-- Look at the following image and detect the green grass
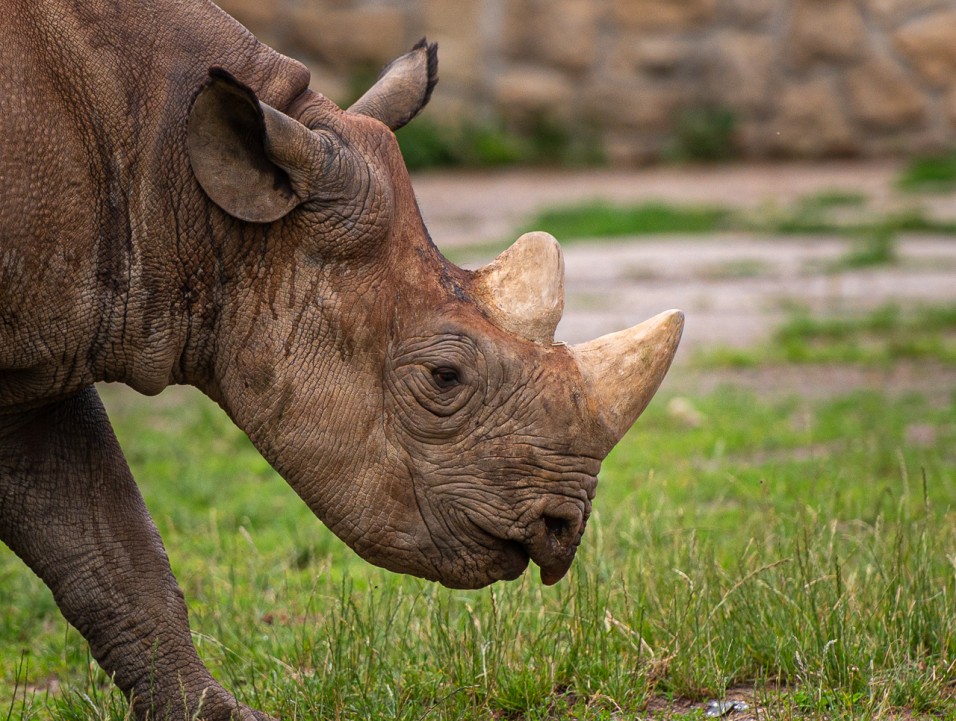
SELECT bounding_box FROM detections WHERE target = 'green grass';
[666,107,738,163]
[395,118,604,171]
[3,378,956,719]
[525,203,733,240]
[752,191,868,236]
[832,227,898,270]
[441,192,956,268]
[697,303,956,368]
[514,193,956,250]
[898,151,956,193]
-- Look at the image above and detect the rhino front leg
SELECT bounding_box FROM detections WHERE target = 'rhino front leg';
[0,386,273,721]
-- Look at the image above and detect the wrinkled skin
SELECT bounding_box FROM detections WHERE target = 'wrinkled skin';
[0,1,682,719]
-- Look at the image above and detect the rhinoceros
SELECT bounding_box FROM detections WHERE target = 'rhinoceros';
[0,1,683,719]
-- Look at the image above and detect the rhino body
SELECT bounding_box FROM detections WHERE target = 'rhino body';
[0,1,682,719]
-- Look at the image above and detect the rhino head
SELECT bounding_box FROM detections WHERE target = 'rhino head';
[186,41,683,590]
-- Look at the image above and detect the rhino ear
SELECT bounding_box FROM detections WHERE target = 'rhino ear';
[347,39,438,131]
[188,69,313,223]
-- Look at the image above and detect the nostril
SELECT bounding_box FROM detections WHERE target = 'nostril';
[544,514,569,537]
[543,513,581,545]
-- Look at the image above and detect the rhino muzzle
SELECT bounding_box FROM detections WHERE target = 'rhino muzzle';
[457,231,684,587]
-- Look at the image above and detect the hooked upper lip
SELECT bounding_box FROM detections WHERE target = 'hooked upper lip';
[460,494,590,587]
[528,517,583,586]
[496,535,576,586]
[490,508,586,586]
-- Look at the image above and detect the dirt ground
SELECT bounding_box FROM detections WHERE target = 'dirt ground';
[412,161,956,397]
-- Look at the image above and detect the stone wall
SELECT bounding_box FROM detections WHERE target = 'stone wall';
[217,0,956,163]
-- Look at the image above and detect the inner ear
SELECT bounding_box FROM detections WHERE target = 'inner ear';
[188,69,300,223]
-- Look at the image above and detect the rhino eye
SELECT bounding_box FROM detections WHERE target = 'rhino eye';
[387,335,482,424]
[431,367,460,389]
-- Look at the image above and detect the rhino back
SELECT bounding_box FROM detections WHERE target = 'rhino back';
[0,0,310,410]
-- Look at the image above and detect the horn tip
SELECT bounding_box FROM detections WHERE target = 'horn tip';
[571,308,685,446]
[513,230,561,258]
[660,308,685,335]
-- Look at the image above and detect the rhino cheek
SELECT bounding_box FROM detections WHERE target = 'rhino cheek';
[350,458,534,588]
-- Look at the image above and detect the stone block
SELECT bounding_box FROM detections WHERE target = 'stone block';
[845,56,927,129]
[603,130,661,165]
[287,6,409,68]
[709,32,776,113]
[766,78,856,156]
[734,118,766,157]
[425,91,482,125]
[610,36,697,77]
[429,37,485,90]
[502,0,533,59]
[723,0,777,29]
[864,0,947,27]
[423,0,482,36]
[582,81,684,133]
[613,0,717,31]
[494,66,575,125]
[788,0,867,67]
[948,87,956,127]
[894,11,956,87]
[502,0,601,72]
[421,0,484,89]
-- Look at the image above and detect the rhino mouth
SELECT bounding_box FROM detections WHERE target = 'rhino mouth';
[498,539,531,581]
[471,513,584,587]
[502,532,578,586]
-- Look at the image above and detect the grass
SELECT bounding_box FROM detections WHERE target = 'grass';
[395,118,604,171]
[515,192,956,249]
[697,303,956,368]
[666,107,738,163]
[898,151,956,193]
[3,376,956,719]
[524,203,733,240]
[832,227,897,271]
[443,190,956,267]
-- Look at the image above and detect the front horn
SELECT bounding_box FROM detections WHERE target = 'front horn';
[570,310,684,443]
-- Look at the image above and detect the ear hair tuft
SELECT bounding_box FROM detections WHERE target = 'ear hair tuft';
[347,40,440,131]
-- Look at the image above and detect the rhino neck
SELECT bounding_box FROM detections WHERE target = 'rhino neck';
[0,0,312,406]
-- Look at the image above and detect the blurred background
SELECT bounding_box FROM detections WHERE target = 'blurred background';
[218,0,956,165]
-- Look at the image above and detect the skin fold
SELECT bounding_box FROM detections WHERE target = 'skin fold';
[0,1,682,719]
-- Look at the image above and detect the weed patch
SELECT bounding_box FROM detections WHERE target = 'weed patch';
[396,118,603,171]
[526,203,732,240]
[518,193,956,248]
[696,304,956,368]
[667,107,738,163]
[830,226,897,271]
[898,151,956,193]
